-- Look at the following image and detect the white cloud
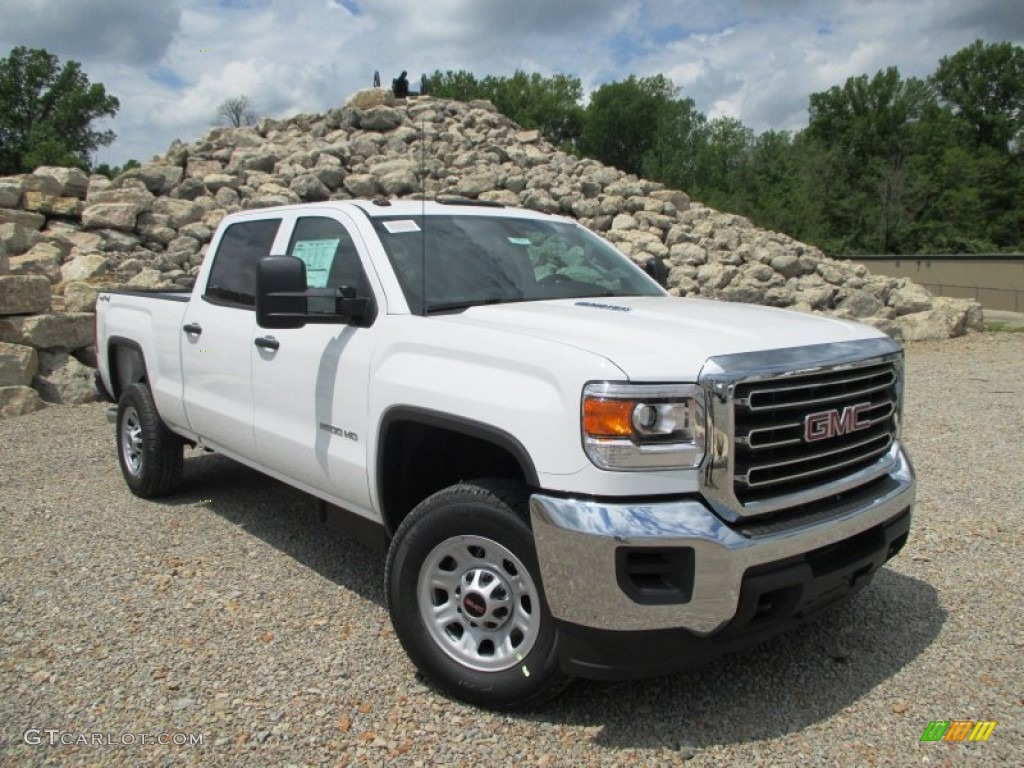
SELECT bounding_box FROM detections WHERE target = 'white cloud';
[0,0,181,65]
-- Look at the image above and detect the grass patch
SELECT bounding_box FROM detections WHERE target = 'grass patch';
[983,321,1024,333]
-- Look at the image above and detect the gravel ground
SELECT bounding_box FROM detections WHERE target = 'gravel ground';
[1,333,1021,767]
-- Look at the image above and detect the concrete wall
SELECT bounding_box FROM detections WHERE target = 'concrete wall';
[848,255,1024,312]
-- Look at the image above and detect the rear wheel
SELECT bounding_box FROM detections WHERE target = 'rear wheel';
[385,479,570,709]
[117,383,183,497]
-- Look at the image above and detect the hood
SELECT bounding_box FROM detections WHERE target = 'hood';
[436,296,888,381]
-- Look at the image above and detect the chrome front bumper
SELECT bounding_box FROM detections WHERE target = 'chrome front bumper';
[529,445,915,633]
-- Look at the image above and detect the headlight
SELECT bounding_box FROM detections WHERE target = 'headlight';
[581,383,706,470]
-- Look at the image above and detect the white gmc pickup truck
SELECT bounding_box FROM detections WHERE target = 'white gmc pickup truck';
[95,199,915,709]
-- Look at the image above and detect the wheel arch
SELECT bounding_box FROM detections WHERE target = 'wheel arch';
[376,406,539,537]
[106,336,149,401]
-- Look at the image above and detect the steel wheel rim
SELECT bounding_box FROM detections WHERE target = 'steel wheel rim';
[121,406,144,476]
[417,534,540,672]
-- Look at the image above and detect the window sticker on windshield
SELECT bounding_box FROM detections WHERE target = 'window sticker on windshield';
[383,219,421,234]
[291,238,339,288]
[507,237,532,246]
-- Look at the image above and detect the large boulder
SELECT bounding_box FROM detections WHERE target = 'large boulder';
[0,178,24,208]
[0,208,46,230]
[60,253,108,283]
[33,350,99,404]
[888,281,934,316]
[0,313,95,350]
[123,164,185,194]
[378,169,418,196]
[203,173,240,191]
[8,243,63,283]
[126,269,177,290]
[343,174,380,197]
[185,158,224,179]
[0,385,47,418]
[897,298,981,341]
[360,106,404,131]
[31,166,90,198]
[0,223,44,256]
[289,174,330,202]
[81,203,142,232]
[0,275,51,315]
[87,186,155,209]
[63,282,100,313]
[21,191,83,217]
[346,88,389,110]
[151,198,205,228]
[21,172,63,197]
[0,341,38,386]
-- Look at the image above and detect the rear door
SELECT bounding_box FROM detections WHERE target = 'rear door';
[181,216,284,460]
[252,210,379,514]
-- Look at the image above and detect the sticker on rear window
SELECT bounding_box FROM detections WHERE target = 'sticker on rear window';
[507,237,532,245]
[383,219,421,234]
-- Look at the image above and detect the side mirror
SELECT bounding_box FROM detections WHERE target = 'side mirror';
[256,255,377,329]
[257,255,307,329]
[643,256,669,289]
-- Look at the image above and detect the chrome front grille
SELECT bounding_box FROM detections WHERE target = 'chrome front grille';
[699,337,905,520]
[733,361,897,503]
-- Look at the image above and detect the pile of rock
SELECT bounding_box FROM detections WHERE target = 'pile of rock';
[0,168,104,417]
[0,89,982,417]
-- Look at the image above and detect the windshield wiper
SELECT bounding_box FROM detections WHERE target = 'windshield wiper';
[425,297,514,315]
[425,296,536,314]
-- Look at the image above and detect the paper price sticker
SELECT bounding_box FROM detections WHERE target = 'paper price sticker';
[383,219,422,234]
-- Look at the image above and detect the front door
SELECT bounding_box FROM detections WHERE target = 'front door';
[251,212,378,515]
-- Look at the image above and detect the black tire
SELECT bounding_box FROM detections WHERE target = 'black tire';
[116,383,183,498]
[385,479,571,710]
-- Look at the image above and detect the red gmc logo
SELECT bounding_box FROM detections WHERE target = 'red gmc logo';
[804,402,872,442]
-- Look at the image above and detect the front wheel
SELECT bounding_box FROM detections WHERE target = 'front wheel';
[385,480,570,709]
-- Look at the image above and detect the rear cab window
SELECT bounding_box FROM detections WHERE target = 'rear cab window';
[205,218,282,308]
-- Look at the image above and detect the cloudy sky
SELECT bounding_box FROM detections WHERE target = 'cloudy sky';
[2,0,1021,167]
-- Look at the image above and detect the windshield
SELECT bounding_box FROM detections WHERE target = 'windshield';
[370,214,663,314]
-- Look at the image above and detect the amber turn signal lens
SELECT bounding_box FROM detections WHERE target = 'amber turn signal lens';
[583,398,635,437]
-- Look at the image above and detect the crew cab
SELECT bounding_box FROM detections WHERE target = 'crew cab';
[95,199,915,709]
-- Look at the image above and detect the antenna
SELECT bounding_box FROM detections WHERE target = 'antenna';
[419,108,426,315]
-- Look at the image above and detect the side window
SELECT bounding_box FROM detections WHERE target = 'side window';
[287,216,370,295]
[205,219,281,307]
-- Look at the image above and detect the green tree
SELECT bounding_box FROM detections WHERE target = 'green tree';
[0,46,120,174]
[427,69,584,148]
[579,75,679,176]
[481,71,584,149]
[426,70,485,103]
[932,40,1024,152]
[689,117,755,212]
[640,93,705,190]
[94,158,141,180]
[741,130,806,236]
[804,67,936,253]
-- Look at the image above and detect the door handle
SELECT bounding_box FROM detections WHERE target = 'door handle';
[254,336,280,351]
[182,323,202,335]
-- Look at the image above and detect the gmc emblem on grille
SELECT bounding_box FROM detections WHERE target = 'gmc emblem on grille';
[804,402,872,442]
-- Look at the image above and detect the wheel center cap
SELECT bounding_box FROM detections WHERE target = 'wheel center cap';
[462,592,487,618]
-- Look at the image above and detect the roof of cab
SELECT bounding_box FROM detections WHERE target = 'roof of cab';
[219,198,562,223]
